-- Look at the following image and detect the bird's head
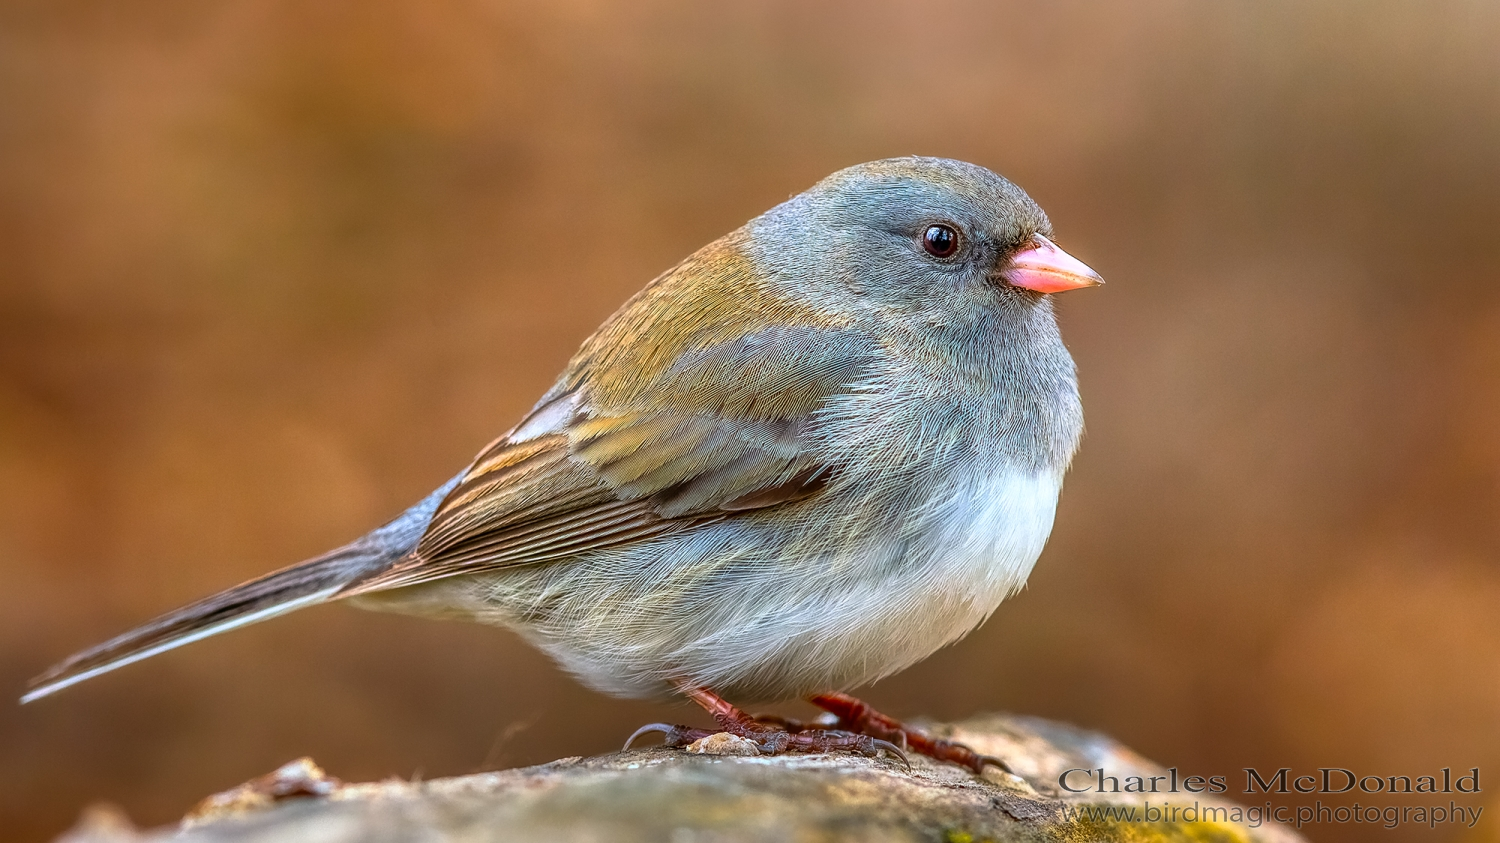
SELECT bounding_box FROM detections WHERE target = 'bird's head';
[746,156,1102,330]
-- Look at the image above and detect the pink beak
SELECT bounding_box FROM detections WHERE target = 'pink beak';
[1001,235,1104,293]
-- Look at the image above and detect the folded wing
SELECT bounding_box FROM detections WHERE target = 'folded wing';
[341,324,879,594]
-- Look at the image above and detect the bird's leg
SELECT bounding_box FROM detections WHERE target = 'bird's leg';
[807,692,1010,775]
[624,683,906,765]
[744,712,815,732]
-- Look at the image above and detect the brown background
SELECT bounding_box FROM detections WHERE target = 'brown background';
[3,2,1499,842]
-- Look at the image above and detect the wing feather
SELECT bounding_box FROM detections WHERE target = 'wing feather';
[341,324,880,596]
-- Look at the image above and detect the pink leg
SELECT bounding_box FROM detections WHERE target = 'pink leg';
[808,692,1009,775]
[625,683,906,765]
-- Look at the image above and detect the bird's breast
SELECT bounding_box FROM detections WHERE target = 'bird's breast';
[680,463,1065,699]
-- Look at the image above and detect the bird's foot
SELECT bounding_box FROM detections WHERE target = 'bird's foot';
[623,685,907,767]
[622,721,905,763]
[807,691,1010,775]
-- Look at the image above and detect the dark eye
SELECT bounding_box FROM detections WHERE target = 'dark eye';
[922,224,959,258]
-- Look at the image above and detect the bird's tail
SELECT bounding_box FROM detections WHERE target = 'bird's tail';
[22,475,461,704]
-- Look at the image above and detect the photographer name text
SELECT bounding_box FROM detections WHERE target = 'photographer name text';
[1059,767,1481,795]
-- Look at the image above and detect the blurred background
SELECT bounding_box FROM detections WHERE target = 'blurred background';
[2,1,1498,841]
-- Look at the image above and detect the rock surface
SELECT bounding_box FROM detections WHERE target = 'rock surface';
[57,714,1304,843]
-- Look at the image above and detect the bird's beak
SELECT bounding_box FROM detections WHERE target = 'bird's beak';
[1000,235,1104,293]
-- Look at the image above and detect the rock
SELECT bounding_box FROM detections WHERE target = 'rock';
[685,732,761,757]
[181,758,342,828]
[54,714,1305,843]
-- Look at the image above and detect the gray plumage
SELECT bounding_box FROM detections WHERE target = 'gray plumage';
[25,157,1090,706]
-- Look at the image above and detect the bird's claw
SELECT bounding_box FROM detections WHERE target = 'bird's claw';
[623,723,694,750]
[868,737,911,770]
[974,753,1013,775]
[623,720,909,771]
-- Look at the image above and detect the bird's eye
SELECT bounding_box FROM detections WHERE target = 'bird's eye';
[922,224,959,258]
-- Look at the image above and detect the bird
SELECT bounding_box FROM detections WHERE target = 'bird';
[24,156,1102,772]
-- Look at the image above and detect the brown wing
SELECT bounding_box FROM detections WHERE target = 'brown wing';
[340,325,880,595]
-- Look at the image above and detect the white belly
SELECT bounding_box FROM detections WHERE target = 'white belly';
[367,467,1063,702]
[679,467,1062,699]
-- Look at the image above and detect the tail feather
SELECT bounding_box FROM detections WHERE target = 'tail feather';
[22,474,462,703]
[23,547,375,703]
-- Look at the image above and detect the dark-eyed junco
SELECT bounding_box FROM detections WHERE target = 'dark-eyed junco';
[26,157,1102,772]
